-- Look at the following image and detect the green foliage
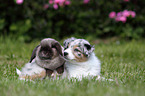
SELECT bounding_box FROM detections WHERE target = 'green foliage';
[0,0,145,41]
[0,19,5,30]
[0,38,145,96]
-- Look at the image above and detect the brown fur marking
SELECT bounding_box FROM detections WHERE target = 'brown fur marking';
[20,70,46,80]
[73,45,88,62]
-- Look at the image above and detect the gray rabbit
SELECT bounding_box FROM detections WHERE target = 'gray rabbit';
[16,38,65,80]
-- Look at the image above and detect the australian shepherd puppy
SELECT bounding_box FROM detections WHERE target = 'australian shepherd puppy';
[62,37,101,80]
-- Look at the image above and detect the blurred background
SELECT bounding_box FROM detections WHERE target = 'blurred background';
[0,0,145,42]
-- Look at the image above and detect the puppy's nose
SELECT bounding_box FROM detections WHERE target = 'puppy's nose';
[64,52,68,56]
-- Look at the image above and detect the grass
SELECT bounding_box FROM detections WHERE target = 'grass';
[0,37,144,96]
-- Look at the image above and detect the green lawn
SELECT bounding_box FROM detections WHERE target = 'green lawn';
[0,38,144,96]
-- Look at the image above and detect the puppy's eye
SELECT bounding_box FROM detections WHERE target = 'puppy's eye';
[78,53,81,56]
[76,51,82,57]
[74,48,79,52]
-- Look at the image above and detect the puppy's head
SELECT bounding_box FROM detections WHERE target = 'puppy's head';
[63,38,94,62]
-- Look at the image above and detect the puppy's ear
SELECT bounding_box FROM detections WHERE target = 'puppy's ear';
[63,37,76,49]
[52,41,63,56]
[29,45,40,63]
[84,44,92,50]
[84,44,95,57]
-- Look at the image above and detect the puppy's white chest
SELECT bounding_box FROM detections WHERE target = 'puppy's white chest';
[66,63,90,77]
[64,53,101,80]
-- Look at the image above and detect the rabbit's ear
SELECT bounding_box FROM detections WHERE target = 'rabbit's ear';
[63,37,76,49]
[29,45,40,63]
[52,41,63,56]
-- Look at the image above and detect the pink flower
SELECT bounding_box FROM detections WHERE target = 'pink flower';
[54,0,60,3]
[16,0,23,4]
[110,10,136,23]
[124,0,130,2]
[60,0,65,3]
[117,12,122,17]
[116,16,127,23]
[54,0,65,4]
[49,0,53,4]
[130,11,136,18]
[84,0,90,4]
[122,10,130,17]
[119,16,127,23]
[109,12,116,18]
[54,0,65,6]
[65,1,71,5]
[115,17,120,22]
[53,3,58,9]
[43,4,49,9]
[59,2,64,6]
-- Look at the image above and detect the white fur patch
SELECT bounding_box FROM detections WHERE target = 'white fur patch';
[16,68,22,76]
[63,52,101,80]
[64,48,75,60]
[20,62,45,76]
[16,62,46,80]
